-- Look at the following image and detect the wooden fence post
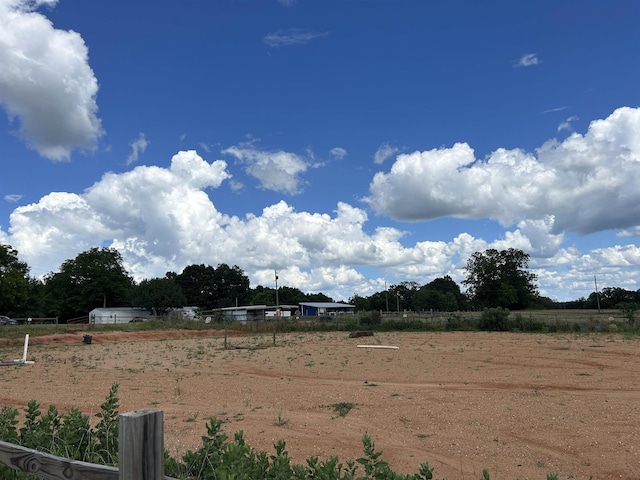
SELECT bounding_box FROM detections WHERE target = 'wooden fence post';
[119,409,164,480]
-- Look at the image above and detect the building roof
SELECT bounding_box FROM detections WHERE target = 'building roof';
[299,302,355,308]
[90,307,148,312]
[217,305,298,312]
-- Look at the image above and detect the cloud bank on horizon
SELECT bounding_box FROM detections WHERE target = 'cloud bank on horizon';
[3,106,640,301]
[1,0,639,302]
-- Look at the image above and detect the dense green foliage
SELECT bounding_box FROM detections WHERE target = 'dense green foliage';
[132,276,187,315]
[350,279,465,313]
[478,307,511,331]
[175,263,251,309]
[43,248,133,319]
[0,386,438,479]
[463,248,538,310]
[413,276,466,312]
[0,386,562,480]
[0,244,31,317]
[0,383,120,479]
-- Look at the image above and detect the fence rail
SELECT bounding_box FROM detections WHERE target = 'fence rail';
[11,317,59,325]
[0,409,177,480]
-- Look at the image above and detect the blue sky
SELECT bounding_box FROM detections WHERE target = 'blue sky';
[1,0,640,302]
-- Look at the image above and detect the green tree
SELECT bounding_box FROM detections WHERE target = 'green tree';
[595,287,638,309]
[0,244,32,316]
[463,248,538,310]
[44,248,133,320]
[132,276,186,316]
[249,285,277,305]
[389,281,419,311]
[367,290,391,312]
[348,294,370,311]
[303,291,333,302]
[274,286,305,305]
[176,263,250,309]
[211,264,251,307]
[414,276,465,312]
[250,285,334,306]
[175,264,216,307]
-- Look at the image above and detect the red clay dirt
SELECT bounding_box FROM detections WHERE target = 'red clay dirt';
[1,330,638,479]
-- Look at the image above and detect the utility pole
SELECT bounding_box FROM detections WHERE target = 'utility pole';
[594,275,601,313]
[273,270,279,346]
[385,281,389,313]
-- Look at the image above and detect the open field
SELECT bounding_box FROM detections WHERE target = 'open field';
[1,329,639,479]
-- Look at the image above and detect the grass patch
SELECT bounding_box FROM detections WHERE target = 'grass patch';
[331,402,355,417]
[274,409,289,427]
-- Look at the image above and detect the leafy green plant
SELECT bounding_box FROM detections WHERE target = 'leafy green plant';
[0,384,121,479]
[56,406,93,460]
[332,402,355,417]
[275,408,289,426]
[0,386,566,480]
[93,382,120,464]
[0,405,19,443]
[479,307,511,331]
[357,434,434,480]
[18,400,42,449]
[619,302,639,326]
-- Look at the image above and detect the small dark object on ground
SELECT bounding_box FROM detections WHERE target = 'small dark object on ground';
[83,334,93,345]
[349,331,374,338]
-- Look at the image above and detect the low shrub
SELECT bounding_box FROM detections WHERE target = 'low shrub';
[479,307,511,331]
[0,386,561,479]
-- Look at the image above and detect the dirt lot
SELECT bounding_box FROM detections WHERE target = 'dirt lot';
[1,330,639,479]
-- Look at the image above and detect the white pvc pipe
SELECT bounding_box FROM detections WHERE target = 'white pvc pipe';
[22,334,29,362]
[357,345,399,350]
[17,334,34,364]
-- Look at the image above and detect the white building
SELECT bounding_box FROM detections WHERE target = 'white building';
[89,307,152,324]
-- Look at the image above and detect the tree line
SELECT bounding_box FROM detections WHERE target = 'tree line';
[0,245,333,321]
[1,243,638,322]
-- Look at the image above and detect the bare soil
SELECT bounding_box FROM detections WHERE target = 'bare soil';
[1,330,639,479]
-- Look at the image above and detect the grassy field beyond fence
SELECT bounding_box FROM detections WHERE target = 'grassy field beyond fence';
[0,309,634,347]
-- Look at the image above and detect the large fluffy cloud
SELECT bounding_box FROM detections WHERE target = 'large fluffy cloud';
[0,0,102,160]
[365,107,640,236]
[8,151,231,275]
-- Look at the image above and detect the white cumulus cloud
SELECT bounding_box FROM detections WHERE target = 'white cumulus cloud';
[223,144,310,194]
[8,151,232,276]
[365,106,640,236]
[0,0,102,160]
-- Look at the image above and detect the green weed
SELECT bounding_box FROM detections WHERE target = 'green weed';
[332,402,355,417]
